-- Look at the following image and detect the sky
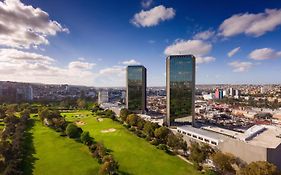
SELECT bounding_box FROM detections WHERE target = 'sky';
[0,0,281,87]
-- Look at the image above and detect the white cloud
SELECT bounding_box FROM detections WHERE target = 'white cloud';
[0,48,96,86]
[131,5,175,27]
[0,0,68,49]
[229,61,253,72]
[121,59,141,65]
[164,39,212,56]
[249,48,281,60]
[193,30,215,40]
[95,66,126,87]
[227,47,240,57]
[141,0,153,8]
[196,56,216,64]
[0,48,54,63]
[219,8,281,37]
[68,61,96,70]
[164,39,216,64]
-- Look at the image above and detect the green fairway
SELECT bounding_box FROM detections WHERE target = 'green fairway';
[24,119,100,175]
[64,111,200,175]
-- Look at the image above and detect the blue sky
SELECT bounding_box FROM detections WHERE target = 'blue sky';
[0,0,281,87]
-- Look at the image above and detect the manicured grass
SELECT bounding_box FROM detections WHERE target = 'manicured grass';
[23,119,100,175]
[64,111,200,175]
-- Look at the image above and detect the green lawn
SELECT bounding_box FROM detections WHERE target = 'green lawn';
[23,119,100,175]
[64,111,200,175]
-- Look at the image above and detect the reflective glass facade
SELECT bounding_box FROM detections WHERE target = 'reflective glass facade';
[166,55,195,126]
[126,66,146,113]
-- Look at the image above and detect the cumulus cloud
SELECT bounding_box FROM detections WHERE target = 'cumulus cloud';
[121,59,141,65]
[249,48,281,60]
[141,0,153,8]
[0,48,54,63]
[94,66,126,87]
[196,56,216,64]
[0,0,68,49]
[0,48,97,85]
[219,8,281,37]
[164,39,212,56]
[229,61,253,72]
[164,39,215,64]
[227,47,240,57]
[193,30,215,40]
[68,61,96,70]
[131,5,175,27]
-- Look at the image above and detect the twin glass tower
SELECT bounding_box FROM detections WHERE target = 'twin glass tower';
[126,55,195,127]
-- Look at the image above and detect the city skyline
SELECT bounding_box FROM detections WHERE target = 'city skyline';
[1,0,281,87]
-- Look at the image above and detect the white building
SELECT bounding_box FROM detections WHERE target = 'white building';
[98,90,109,104]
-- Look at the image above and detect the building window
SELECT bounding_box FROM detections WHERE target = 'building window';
[192,135,197,138]
[199,137,203,140]
[204,139,209,143]
[187,133,191,136]
[211,141,217,145]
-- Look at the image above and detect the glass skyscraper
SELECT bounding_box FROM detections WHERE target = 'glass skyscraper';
[126,65,147,113]
[166,55,195,126]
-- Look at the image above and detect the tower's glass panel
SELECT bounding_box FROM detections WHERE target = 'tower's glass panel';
[169,56,194,124]
[127,66,145,111]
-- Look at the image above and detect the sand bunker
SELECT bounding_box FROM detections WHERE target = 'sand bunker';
[97,118,104,122]
[101,128,116,133]
[75,120,86,126]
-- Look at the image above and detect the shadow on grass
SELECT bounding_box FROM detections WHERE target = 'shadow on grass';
[118,170,132,175]
[22,119,38,175]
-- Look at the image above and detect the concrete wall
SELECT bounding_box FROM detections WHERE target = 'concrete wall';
[219,139,267,163]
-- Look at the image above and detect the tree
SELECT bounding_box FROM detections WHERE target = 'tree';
[143,122,156,138]
[99,155,119,175]
[80,131,92,145]
[77,98,86,109]
[0,107,6,119]
[120,108,130,122]
[154,126,170,144]
[212,152,235,174]
[189,141,206,164]
[238,161,279,175]
[167,133,187,153]
[65,123,82,138]
[136,119,145,130]
[126,114,138,126]
[38,107,50,121]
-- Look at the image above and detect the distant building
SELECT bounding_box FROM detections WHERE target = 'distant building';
[98,90,109,104]
[229,88,235,97]
[234,89,241,99]
[126,65,147,113]
[165,55,195,126]
[214,88,223,99]
[215,89,220,99]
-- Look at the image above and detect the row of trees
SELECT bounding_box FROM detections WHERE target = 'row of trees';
[0,107,31,175]
[94,108,188,155]
[38,108,119,175]
[95,107,280,175]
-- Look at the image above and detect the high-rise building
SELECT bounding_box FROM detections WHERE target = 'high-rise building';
[215,88,220,99]
[229,87,235,97]
[126,65,147,113]
[219,89,224,99]
[166,55,195,126]
[234,89,241,99]
[98,90,109,104]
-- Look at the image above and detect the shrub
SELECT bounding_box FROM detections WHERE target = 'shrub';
[157,144,169,152]
[65,123,82,138]
[80,131,92,145]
